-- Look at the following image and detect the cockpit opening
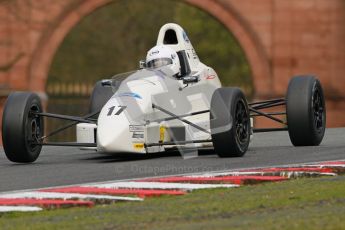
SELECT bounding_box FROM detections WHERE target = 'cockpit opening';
[163,29,178,44]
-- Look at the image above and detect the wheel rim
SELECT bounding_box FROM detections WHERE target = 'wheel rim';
[27,104,42,150]
[312,87,325,132]
[235,100,249,145]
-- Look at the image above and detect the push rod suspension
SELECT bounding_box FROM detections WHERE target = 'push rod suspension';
[39,142,97,147]
[248,98,285,106]
[249,107,287,125]
[38,110,100,141]
[152,104,210,134]
[152,109,210,122]
[250,111,286,117]
[251,101,286,110]
[35,112,94,123]
[253,128,288,133]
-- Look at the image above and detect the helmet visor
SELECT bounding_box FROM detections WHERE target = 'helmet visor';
[146,58,173,69]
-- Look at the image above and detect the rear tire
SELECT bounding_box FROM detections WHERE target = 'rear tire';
[2,92,44,163]
[210,88,250,157]
[89,81,114,116]
[286,76,326,146]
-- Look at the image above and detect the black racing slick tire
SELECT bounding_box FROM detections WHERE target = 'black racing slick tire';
[210,88,250,157]
[286,76,326,146]
[2,92,44,163]
[89,81,114,115]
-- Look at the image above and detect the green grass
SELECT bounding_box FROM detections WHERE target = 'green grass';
[1,176,345,230]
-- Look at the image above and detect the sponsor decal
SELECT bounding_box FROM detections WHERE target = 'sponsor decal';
[130,125,145,141]
[129,125,145,132]
[133,143,144,150]
[150,50,159,56]
[183,31,190,43]
[116,92,142,99]
[132,133,144,139]
[159,126,166,142]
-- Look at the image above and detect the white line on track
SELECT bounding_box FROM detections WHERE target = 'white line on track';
[88,182,238,190]
[189,171,266,177]
[193,171,337,178]
[0,192,143,201]
[0,159,344,196]
[0,206,42,212]
[82,159,345,187]
[303,164,345,168]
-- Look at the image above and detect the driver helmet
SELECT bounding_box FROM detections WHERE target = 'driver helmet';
[146,45,181,77]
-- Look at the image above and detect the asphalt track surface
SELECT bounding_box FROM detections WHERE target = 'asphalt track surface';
[0,128,344,193]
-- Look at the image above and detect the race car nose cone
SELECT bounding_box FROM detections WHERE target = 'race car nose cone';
[96,98,139,154]
[97,128,127,153]
[97,116,131,153]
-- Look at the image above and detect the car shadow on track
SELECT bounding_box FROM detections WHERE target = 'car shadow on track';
[82,148,216,163]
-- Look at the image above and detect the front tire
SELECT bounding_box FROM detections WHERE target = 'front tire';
[2,92,44,163]
[286,76,326,146]
[210,88,250,157]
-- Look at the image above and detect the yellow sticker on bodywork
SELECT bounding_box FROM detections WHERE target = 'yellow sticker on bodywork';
[159,126,165,142]
[133,143,144,150]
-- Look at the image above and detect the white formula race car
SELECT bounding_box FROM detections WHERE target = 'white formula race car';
[2,23,326,163]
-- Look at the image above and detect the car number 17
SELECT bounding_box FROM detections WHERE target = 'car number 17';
[107,106,127,116]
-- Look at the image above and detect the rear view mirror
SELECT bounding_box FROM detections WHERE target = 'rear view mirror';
[139,60,146,69]
[183,76,199,84]
[101,79,112,87]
